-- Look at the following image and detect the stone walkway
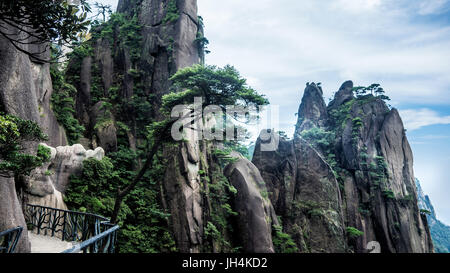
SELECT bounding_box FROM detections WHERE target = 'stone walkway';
[28,232,75,253]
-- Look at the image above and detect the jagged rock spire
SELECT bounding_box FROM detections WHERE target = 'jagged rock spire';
[295,82,328,134]
[328,80,354,111]
[253,80,434,253]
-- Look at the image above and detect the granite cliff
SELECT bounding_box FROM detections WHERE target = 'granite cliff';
[253,82,434,253]
[64,0,208,252]
[0,13,68,253]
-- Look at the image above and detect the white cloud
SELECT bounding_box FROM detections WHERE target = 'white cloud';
[418,134,450,140]
[333,0,382,13]
[409,141,427,145]
[199,0,450,108]
[399,108,450,131]
[418,0,450,15]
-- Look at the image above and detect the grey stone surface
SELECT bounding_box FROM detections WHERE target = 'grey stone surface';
[0,177,31,253]
[253,131,347,253]
[28,232,74,253]
[24,143,104,211]
[0,24,67,147]
[91,101,117,153]
[327,80,354,111]
[224,152,277,253]
[253,81,433,253]
[295,82,328,134]
[0,23,69,253]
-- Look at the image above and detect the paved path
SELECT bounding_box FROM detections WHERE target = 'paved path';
[28,232,75,253]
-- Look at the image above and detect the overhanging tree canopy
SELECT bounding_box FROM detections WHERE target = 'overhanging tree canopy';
[0,0,91,62]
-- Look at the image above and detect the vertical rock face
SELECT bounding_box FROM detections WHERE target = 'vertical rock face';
[116,0,201,118]
[253,81,434,253]
[253,131,347,253]
[73,0,201,141]
[0,176,31,252]
[162,124,206,253]
[224,152,278,253]
[117,0,201,67]
[332,91,432,253]
[91,101,117,153]
[0,24,68,253]
[0,25,67,147]
[71,0,206,252]
[253,84,347,253]
[130,0,204,252]
[75,56,93,128]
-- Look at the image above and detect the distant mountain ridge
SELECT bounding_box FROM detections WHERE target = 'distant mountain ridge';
[416,178,450,253]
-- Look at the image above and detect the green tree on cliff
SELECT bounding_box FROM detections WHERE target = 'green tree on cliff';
[0,114,50,178]
[110,64,269,223]
[353,83,390,101]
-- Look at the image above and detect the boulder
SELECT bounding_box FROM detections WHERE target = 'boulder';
[24,143,104,211]
[224,152,277,253]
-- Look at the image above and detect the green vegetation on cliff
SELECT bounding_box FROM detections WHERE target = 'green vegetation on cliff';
[0,114,50,178]
[59,10,174,253]
[65,153,176,253]
[61,12,268,251]
[0,0,91,62]
[163,0,179,24]
[50,58,85,145]
[272,224,298,253]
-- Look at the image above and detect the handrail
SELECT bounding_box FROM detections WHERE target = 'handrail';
[27,204,109,221]
[62,224,119,253]
[25,204,119,253]
[26,204,108,241]
[0,226,23,253]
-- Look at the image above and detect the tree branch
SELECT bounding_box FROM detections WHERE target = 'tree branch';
[0,31,50,63]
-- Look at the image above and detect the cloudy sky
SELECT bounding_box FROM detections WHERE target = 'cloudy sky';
[102,0,450,224]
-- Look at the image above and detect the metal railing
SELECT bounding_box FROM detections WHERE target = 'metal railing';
[0,226,23,253]
[25,204,119,253]
[62,224,119,253]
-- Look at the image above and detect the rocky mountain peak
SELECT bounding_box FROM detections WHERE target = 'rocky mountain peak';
[328,80,354,111]
[295,82,328,134]
[253,80,434,253]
